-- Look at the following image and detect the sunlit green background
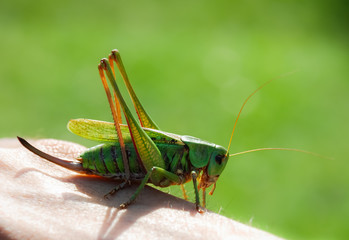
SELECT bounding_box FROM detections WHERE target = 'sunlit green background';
[1,0,348,239]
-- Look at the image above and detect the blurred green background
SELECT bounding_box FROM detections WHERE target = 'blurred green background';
[1,0,348,239]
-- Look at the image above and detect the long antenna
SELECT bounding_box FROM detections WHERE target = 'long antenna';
[225,71,298,156]
[229,147,333,160]
[225,79,272,155]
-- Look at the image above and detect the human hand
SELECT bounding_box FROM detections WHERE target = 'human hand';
[0,138,283,240]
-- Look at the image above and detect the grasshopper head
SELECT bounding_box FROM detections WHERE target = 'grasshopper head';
[199,145,229,191]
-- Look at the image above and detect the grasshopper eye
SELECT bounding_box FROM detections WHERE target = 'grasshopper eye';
[215,154,224,165]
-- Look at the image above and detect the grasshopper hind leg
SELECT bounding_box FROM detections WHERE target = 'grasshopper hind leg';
[104,180,131,200]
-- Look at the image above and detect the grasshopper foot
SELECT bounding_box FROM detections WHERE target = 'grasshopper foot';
[119,203,127,209]
[196,205,205,214]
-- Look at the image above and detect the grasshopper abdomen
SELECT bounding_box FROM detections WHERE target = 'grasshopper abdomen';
[80,142,191,185]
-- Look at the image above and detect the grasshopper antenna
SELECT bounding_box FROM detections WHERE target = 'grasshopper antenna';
[225,71,332,160]
[225,79,273,156]
[229,148,333,160]
[225,71,299,156]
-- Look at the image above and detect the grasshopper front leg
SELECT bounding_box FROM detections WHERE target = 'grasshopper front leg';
[191,171,205,213]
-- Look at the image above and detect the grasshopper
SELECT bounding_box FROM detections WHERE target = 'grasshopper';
[18,49,313,212]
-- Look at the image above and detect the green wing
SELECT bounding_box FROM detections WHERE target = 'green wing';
[68,119,184,145]
[68,119,131,143]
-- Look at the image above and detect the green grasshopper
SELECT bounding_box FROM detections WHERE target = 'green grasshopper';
[18,49,311,212]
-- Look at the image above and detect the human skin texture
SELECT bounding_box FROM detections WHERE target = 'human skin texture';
[0,138,283,240]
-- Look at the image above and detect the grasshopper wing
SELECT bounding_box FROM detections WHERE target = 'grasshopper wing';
[68,119,132,143]
[68,119,184,145]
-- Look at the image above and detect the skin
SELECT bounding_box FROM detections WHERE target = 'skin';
[0,138,283,240]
